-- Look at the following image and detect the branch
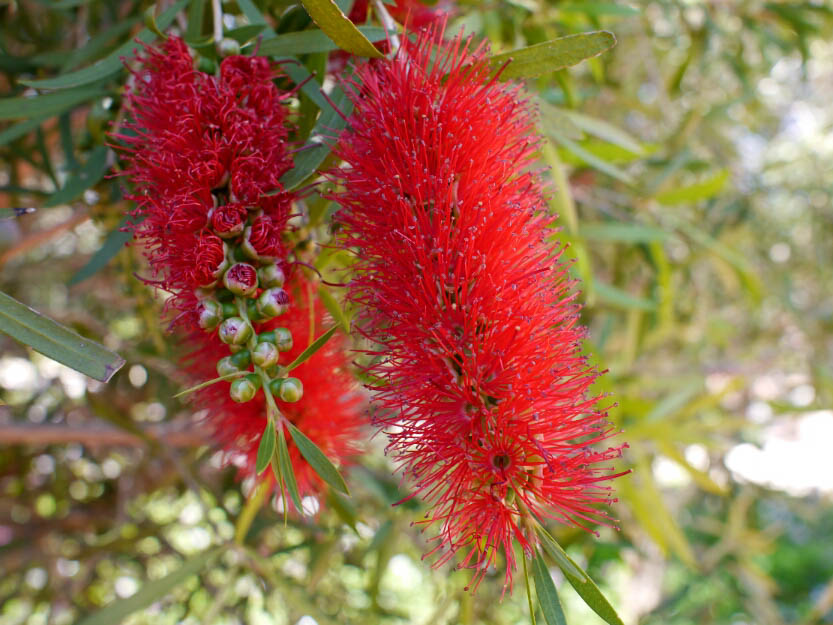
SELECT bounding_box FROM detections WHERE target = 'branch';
[0,423,211,447]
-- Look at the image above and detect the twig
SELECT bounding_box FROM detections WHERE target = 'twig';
[371,0,401,57]
[0,423,211,447]
[212,0,223,45]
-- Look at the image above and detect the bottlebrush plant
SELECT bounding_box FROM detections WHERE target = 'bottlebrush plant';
[0,0,628,623]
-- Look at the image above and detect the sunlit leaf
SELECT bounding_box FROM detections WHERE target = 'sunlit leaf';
[284,325,338,372]
[594,282,656,311]
[299,0,385,58]
[491,31,616,80]
[532,551,567,625]
[258,25,388,56]
[579,222,668,244]
[655,170,730,205]
[318,286,351,333]
[0,290,124,382]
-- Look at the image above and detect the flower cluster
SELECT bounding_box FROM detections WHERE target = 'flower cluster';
[331,26,627,590]
[115,37,362,500]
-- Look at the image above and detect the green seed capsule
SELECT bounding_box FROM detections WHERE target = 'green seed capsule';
[247,298,263,322]
[230,377,257,403]
[218,317,253,345]
[252,341,279,368]
[216,356,239,377]
[278,377,303,403]
[273,327,293,352]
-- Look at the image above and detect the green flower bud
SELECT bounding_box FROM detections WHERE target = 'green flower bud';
[197,298,223,331]
[273,377,303,403]
[221,301,238,318]
[218,316,253,345]
[258,263,286,288]
[230,349,251,369]
[216,356,239,377]
[245,373,262,390]
[230,377,257,403]
[217,37,241,57]
[273,327,293,352]
[247,298,264,322]
[252,341,279,368]
[223,263,258,297]
[257,287,290,319]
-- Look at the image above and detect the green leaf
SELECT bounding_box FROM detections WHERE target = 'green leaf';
[284,325,338,371]
[258,25,388,56]
[560,109,644,155]
[548,128,635,185]
[256,421,276,475]
[299,0,385,58]
[0,290,124,382]
[19,0,189,90]
[287,422,350,495]
[280,85,353,190]
[532,552,567,625]
[44,145,109,207]
[579,222,668,244]
[655,170,729,205]
[70,217,133,285]
[537,529,587,582]
[0,88,105,121]
[594,281,656,311]
[275,427,303,513]
[537,530,625,625]
[491,31,616,80]
[0,117,49,146]
[557,2,639,17]
[73,547,225,625]
[226,24,268,44]
[317,286,350,333]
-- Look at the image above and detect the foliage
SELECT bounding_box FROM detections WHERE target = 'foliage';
[1,1,832,624]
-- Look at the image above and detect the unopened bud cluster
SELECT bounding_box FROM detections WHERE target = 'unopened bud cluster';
[195,196,302,405]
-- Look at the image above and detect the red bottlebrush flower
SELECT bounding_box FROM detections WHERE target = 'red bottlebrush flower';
[113,36,294,325]
[244,215,285,261]
[330,26,627,591]
[348,0,452,28]
[184,276,364,500]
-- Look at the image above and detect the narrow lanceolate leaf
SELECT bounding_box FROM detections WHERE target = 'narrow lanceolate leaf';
[18,0,189,90]
[275,427,303,513]
[256,421,276,475]
[0,116,49,146]
[594,281,656,311]
[44,145,109,208]
[0,291,124,382]
[0,88,105,121]
[491,31,616,80]
[537,530,625,625]
[74,546,225,625]
[299,0,385,58]
[70,216,133,285]
[655,169,729,205]
[280,85,354,190]
[287,422,350,495]
[532,552,568,625]
[258,26,388,56]
[579,222,668,244]
[284,325,338,372]
[317,286,350,333]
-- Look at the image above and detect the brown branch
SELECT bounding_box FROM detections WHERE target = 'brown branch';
[0,423,211,447]
[0,208,90,267]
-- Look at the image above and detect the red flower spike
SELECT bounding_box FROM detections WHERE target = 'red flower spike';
[113,37,295,327]
[330,25,628,593]
[184,275,364,502]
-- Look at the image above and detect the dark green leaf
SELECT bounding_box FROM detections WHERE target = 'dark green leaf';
[73,547,225,625]
[532,552,568,625]
[63,17,141,71]
[19,0,189,89]
[44,145,109,208]
[275,427,303,513]
[227,24,267,44]
[287,421,350,495]
[537,530,624,625]
[0,88,105,121]
[256,421,276,475]
[284,325,338,371]
[258,25,388,56]
[0,117,48,146]
[299,0,384,58]
[0,290,124,382]
[70,217,133,285]
[491,31,616,80]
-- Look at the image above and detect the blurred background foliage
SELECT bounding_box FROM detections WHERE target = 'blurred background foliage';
[1,0,832,624]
